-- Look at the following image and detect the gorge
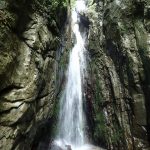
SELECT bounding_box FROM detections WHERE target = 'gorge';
[0,0,150,150]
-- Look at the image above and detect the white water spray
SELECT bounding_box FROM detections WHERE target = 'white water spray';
[53,0,87,149]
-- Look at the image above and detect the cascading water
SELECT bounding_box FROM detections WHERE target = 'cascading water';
[52,0,88,149]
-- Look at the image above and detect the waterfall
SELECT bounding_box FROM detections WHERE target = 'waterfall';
[52,0,88,149]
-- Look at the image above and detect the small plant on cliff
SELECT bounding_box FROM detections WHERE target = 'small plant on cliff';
[33,0,68,16]
[47,0,67,11]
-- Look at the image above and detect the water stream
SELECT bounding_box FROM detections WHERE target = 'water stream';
[51,1,106,150]
[52,0,89,149]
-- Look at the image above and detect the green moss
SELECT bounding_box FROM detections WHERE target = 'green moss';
[111,127,124,144]
[90,64,108,144]
[94,112,107,141]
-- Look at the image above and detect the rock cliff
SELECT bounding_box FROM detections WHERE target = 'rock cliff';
[0,0,67,149]
[86,0,150,149]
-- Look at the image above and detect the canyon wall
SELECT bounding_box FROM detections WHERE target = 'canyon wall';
[87,0,150,149]
[0,0,67,149]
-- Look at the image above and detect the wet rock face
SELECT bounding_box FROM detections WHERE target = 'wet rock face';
[0,0,67,149]
[86,0,150,149]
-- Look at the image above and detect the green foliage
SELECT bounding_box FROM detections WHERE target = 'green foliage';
[45,0,68,12]
[33,0,68,17]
